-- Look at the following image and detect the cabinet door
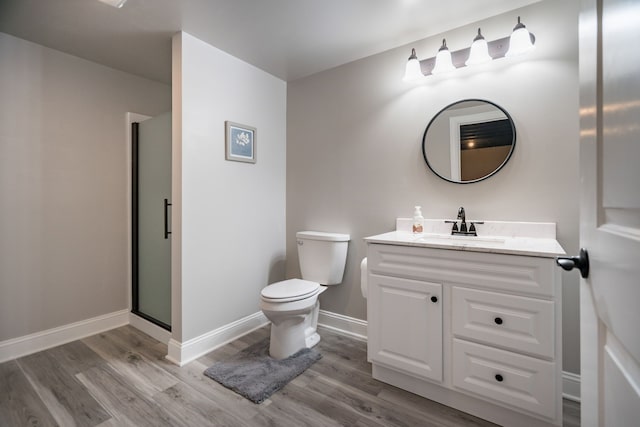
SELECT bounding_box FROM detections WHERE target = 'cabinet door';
[368,273,442,382]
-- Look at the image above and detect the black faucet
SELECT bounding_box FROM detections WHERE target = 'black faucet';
[457,207,467,233]
[445,206,483,236]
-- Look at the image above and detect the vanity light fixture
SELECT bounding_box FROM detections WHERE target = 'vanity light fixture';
[403,16,535,79]
[465,29,492,66]
[403,48,424,82]
[505,16,535,57]
[431,39,456,75]
[97,0,128,8]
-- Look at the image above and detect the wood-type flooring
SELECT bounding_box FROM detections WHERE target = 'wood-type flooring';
[0,324,580,426]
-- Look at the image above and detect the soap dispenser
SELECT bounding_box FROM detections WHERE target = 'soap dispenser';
[412,206,424,234]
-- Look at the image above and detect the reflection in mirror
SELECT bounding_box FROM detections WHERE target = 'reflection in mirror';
[422,99,515,184]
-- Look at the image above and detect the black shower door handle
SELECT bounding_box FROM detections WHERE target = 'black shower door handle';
[164,198,172,239]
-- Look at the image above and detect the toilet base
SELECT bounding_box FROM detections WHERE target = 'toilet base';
[305,331,321,348]
[269,326,321,359]
[265,303,318,360]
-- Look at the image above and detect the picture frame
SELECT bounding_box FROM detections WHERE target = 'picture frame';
[225,121,256,163]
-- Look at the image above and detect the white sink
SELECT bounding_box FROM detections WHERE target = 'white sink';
[364,219,565,257]
[414,234,506,244]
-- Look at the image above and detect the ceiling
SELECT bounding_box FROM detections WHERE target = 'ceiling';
[0,0,542,84]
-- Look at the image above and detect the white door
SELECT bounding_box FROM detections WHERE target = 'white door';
[575,0,640,425]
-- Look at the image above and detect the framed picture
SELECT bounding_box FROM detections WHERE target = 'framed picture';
[225,121,256,163]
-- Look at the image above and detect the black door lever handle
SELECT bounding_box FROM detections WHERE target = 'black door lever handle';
[556,248,589,278]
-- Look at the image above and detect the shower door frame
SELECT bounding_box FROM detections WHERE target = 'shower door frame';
[130,118,172,332]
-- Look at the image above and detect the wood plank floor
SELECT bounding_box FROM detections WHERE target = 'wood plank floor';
[0,325,580,426]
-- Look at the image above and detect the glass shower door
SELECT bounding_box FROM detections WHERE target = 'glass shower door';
[132,112,171,329]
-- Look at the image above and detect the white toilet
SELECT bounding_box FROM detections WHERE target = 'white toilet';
[260,231,350,359]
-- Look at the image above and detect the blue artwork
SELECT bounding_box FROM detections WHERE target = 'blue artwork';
[230,126,253,158]
[226,121,256,163]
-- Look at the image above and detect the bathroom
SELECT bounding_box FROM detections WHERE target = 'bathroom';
[2,0,638,425]
[287,0,579,392]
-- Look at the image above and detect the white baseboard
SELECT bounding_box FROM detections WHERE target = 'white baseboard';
[129,313,171,345]
[318,309,367,342]
[165,309,366,366]
[562,371,581,402]
[0,304,582,403]
[166,311,269,366]
[0,309,129,364]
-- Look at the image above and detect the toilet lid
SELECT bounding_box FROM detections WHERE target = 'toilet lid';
[261,279,320,300]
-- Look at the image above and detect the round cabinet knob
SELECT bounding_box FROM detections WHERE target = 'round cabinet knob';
[494,317,503,325]
[431,296,438,303]
[495,374,504,382]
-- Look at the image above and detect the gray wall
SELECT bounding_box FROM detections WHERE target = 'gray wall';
[0,32,171,341]
[286,0,581,374]
[172,32,287,342]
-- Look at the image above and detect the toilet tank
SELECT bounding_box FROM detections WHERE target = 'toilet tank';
[297,231,350,285]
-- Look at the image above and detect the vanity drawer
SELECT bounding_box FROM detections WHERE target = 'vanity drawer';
[452,339,556,420]
[452,287,555,359]
[367,244,555,298]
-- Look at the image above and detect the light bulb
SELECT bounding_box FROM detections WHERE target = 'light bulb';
[431,39,456,75]
[403,48,424,82]
[506,16,535,57]
[465,29,492,66]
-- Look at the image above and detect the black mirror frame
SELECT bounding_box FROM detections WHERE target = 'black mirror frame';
[421,99,516,184]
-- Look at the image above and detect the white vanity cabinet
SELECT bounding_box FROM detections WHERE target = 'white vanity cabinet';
[366,231,564,427]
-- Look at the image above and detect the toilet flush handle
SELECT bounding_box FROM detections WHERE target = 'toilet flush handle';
[297,240,303,246]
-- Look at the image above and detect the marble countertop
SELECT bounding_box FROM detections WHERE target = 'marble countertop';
[365,219,566,258]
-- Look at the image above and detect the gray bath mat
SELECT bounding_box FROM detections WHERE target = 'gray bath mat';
[203,338,322,404]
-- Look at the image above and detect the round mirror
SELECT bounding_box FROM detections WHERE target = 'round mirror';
[422,99,516,184]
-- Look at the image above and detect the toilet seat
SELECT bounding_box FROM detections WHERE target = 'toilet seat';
[261,279,320,303]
